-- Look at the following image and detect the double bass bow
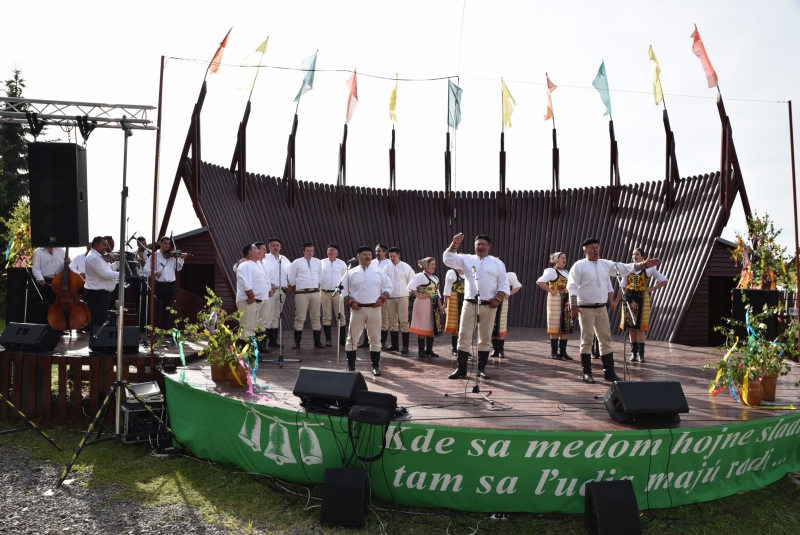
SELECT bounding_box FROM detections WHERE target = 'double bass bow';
[47,247,91,331]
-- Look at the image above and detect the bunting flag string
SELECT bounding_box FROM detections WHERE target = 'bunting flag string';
[389,75,399,124]
[448,80,462,129]
[543,75,557,121]
[648,45,664,106]
[208,27,232,74]
[501,79,516,129]
[592,60,612,117]
[293,51,318,102]
[345,70,359,123]
[234,38,269,92]
[691,26,719,89]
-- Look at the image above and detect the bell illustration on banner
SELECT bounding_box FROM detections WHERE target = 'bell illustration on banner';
[298,420,323,465]
[238,410,262,452]
[263,418,297,465]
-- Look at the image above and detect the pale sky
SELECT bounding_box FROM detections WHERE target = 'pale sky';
[2,0,799,255]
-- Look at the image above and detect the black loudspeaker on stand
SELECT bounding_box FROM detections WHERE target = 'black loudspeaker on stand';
[89,325,140,354]
[604,381,689,423]
[321,468,367,528]
[584,480,642,535]
[0,323,61,352]
[28,142,89,247]
[293,367,368,412]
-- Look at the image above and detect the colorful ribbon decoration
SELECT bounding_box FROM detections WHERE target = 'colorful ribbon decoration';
[172,328,187,382]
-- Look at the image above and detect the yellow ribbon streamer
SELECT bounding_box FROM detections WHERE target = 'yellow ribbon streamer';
[708,338,738,393]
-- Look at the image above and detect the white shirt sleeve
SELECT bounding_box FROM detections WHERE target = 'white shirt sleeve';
[443,249,466,271]
[443,270,456,296]
[646,266,668,284]
[536,267,557,284]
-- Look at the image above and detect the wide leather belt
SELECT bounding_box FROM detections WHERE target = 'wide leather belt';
[296,288,319,294]
[355,303,378,308]
[579,303,607,309]
[322,289,337,293]
[465,298,491,306]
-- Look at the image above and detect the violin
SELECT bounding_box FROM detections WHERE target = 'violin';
[47,247,91,331]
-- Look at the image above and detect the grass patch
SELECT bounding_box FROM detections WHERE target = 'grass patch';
[2,421,800,534]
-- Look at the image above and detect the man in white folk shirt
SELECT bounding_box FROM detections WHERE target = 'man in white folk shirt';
[235,243,272,352]
[567,237,661,384]
[383,246,415,354]
[359,243,391,349]
[233,241,275,353]
[84,236,120,330]
[443,233,510,380]
[143,236,187,330]
[69,245,90,279]
[343,246,393,376]
[287,242,324,349]
[32,246,69,306]
[320,244,349,347]
[264,238,292,349]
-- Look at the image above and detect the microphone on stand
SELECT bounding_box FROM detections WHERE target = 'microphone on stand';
[347,257,358,266]
[125,232,138,249]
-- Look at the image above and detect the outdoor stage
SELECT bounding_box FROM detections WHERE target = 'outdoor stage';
[164,327,800,514]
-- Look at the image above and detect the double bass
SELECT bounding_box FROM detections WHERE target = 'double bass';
[48,247,91,331]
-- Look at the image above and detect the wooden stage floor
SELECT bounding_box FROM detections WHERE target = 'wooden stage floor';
[175,327,800,432]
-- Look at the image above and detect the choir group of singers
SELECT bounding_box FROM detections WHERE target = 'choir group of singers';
[32,232,666,383]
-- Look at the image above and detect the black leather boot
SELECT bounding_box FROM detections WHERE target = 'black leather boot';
[417,336,427,357]
[256,330,270,353]
[448,350,469,379]
[387,331,400,351]
[323,325,332,347]
[357,328,370,348]
[629,342,639,362]
[313,330,325,348]
[550,339,561,360]
[425,337,439,357]
[477,350,491,379]
[292,330,302,349]
[490,339,500,358]
[558,339,572,361]
[380,330,388,350]
[339,326,347,346]
[370,351,381,376]
[495,339,505,358]
[451,335,458,357]
[268,328,281,348]
[400,332,409,354]
[637,343,646,363]
[580,353,595,384]
[346,350,356,371]
[601,353,621,382]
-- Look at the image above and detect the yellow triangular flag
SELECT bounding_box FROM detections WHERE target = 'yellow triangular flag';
[234,38,269,92]
[389,76,398,124]
[501,79,516,128]
[648,45,664,106]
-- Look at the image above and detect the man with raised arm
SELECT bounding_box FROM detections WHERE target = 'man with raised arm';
[567,237,661,384]
[443,233,510,380]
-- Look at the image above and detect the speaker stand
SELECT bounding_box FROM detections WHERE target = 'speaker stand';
[0,393,62,451]
[50,380,191,492]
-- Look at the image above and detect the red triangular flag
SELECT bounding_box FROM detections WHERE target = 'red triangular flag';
[345,70,359,124]
[691,27,718,88]
[209,27,232,74]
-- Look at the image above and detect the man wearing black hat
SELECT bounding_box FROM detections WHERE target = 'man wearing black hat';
[264,238,292,348]
[360,243,391,349]
[288,242,324,349]
[567,237,661,383]
[443,233,510,380]
[343,246,393,375]
[383,246,415,353]
[320,244,349,347]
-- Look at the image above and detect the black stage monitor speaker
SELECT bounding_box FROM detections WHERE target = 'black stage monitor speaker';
[585,480,642,535]
[28,142,89,247]
[320,468,367,527]
[604,381,689,423]
[293,367,368,410]
[89,325,140,354]
[0,323,61,352]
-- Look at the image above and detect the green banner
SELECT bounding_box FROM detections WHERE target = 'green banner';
[165,377,800,513]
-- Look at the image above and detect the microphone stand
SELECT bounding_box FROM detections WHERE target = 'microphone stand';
[612,262,638,382]
[331,261,353,370]
[444,264,494,404]
[263,255,301,369]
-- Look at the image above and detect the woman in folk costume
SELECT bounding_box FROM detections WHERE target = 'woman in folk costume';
[615,247,668,363]
[442,267,465,356]
[490,258,523,358]
[408,257,444,358]
[536,252,574,360]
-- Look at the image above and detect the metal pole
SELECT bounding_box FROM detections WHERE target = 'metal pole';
[149,55,165,370]
[116,118,132,434]
[789,101,799,342]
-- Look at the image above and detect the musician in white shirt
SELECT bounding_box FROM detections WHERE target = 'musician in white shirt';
[287,242,324,349]
[264,238,292,348]
[343,246,393,375]
[32,246,68,305]
[319,244,349,347]
[383,247,415,353]
[84,236,119,329]
[143,236,186,329]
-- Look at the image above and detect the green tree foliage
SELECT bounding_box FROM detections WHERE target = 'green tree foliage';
[0,67,30,220]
